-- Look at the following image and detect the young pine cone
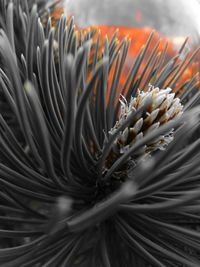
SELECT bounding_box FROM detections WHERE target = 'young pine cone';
[107,86,183,168]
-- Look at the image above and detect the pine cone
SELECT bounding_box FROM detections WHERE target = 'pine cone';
[107,85,183,168]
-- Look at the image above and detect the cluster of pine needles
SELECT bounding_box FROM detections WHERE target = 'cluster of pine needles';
[0,0,200,266]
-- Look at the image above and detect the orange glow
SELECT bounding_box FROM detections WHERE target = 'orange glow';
[47,3,199,98]
[81,25,199,100]
[51,6,64,24]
